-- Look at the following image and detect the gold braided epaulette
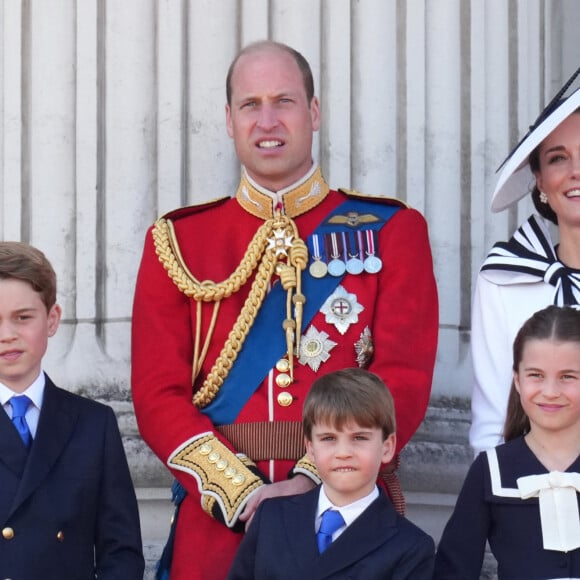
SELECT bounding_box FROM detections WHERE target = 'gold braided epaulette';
[338,188,409,209]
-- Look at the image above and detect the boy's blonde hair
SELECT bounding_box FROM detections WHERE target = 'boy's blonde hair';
[0,242,57,311]
[303,368,396,441]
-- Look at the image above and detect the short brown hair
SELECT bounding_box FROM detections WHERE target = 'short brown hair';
[0,242,57,311]
[303,368,396,441]
[504,305,580,441]
[226,40,315,106]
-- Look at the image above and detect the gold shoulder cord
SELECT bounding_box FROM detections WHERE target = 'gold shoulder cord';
[152,213,307,408]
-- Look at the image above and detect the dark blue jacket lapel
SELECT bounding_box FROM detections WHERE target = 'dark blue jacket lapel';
[281,487,321,570]
[0,406,29,480]
[279,487,399,579]
[9,376,79,519]
[310,492,398,579]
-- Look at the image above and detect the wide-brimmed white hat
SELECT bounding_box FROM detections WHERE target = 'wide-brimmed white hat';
[491,76,580,213]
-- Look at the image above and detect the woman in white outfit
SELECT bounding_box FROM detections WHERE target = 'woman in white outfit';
[470,68,580,455]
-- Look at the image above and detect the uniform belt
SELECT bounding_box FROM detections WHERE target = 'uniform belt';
[215,421,305,461]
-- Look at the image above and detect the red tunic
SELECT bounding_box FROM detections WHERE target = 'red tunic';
[132,176,438,580]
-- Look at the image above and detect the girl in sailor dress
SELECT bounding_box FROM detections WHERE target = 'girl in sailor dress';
[434,305,580,580]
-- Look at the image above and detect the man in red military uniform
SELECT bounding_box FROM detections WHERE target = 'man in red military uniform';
[132,40,438,580]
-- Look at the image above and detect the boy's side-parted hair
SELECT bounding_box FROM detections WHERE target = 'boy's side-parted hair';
[303,368,396,441]
[504,305,580,441]
[0,241,57,311]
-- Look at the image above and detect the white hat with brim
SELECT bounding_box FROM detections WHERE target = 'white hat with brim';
[491,86,580,213]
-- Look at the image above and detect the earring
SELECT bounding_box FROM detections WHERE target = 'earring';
[539,190,548,204]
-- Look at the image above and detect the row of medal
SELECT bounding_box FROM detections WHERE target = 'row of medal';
[308,230,382,279]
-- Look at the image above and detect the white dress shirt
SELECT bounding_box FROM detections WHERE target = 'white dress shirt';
[0,371,45,438]
[315,485,379,541]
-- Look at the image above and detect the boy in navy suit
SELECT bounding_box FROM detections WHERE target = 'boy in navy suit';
[0,242,144,579]
[228,368,434,579]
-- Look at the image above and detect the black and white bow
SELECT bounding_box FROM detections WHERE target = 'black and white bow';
[481,215,580,306]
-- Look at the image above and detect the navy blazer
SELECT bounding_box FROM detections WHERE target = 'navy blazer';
[228,486,434,580]
[0,375,144,579]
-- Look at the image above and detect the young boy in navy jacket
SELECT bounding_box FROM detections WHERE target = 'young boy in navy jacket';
[0,241,144,579]
[228,368,434,579]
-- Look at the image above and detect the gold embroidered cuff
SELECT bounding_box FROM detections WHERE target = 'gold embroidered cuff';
[168,432,266,528]
[292,454,321,485]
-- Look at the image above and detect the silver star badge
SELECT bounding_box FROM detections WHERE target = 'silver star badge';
[267,228,294,257]
[320,285,364,335]
[298,326,337,372]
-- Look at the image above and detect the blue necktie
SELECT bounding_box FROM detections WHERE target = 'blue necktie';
[9,395,32,449]
[317,509,345,553]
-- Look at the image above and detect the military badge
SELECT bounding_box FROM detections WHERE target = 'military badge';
[267,227,294,258]
[298,326,337,372]
[363,230,382,273]
[345,230,365,275]
[346,256,364,275]
[328,211,380,227]
[354,326,374,368]
[310,259,328,278]
[327,232,346,277]
[308,234,328,278]
[320,285,364,335]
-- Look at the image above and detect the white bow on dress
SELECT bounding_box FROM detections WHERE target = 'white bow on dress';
[517,471,580,552]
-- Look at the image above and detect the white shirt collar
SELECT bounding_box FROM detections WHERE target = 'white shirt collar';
[316,484,379,528]
[0,370,46,410]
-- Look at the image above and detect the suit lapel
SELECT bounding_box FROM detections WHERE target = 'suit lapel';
[281,487,400,579]
[282,487,321,571]
[0,401,30,478]
[9,377,79,517]
[310,491,399,579]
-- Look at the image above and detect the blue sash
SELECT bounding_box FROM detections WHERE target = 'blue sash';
[202,199,400,424]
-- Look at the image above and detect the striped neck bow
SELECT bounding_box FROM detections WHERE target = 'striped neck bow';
[481,214,580,307]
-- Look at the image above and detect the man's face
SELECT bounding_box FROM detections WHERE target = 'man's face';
[225,48,320,192]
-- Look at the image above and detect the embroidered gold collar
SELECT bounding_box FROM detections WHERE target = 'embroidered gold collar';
[236,166,330,219]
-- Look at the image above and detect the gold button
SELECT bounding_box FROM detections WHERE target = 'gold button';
[208,451,220,464]
[275,358,290,373]
[232,474,246,486]
[56,531,64,542]
[224,467,236,479]
[2,527,14,540]
[199,443,212,455]
[216,459,228,471]
[275,373,292,388]
[277,391,293,407]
